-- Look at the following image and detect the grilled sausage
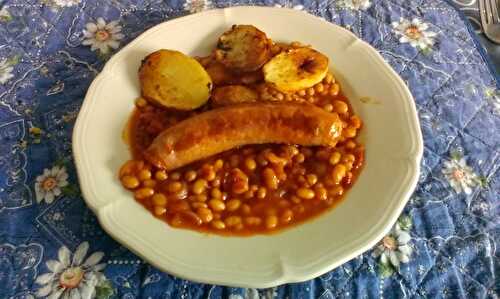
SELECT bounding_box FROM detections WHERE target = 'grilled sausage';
[145,103,343,170]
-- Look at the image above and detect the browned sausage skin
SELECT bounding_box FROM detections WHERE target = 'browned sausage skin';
[145,103,343,170]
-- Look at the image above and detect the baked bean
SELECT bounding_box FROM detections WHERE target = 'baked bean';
[315,186,328,201]
[343,127,357,138]
[243,190,254,199]
[184,170,197,182]
[225,216,242,227]
[332,164,347,184]
[153,206,166,216]
[244,157,257,171]
[350,115,362,129]
[170,200,190,213]
[170,172,181,180]
[257,154,269,166]
[298,89,306,97]
[315,83,324,93]
[201,166,216,181]
[280,209,294,224]
[134,187,154,200]
[276,93,284,101]
[257,187,267,199]
[344,172,353,186]
[196,207,213,223]
[241,204,251,215]
[302,148,313,157]
[345,140,357,149]
[170,214,183,226]
[306,96,315,103]
[294,153,305,163]
[343,154,356,164]
[213,159,224,171]
[211,188,222,199]
[306,87,315,96]
[208,199,225,212]
[154,170,168,181]
[181,211,203,226]
[265,152,287,164]
[290,195,301,204]
[151,193,167,206]
[191,202,208,209]
[211,177,221,188]
[265,215,278,229]
[121,175,140,189]
[138,169,152,181]
[193,194,207,202]
[192,179,207,195]
[142,179,156,188]
[330,185,344,196]
[263,168,279,190]
[324,73,334,84]
[230,168,249,194]
[323,104,333,112]
[229,154,240,167]
[329,152,341,165]
[226,199,242,212]
[332,100,348,114]
[296,188,315,200]
[306,174,318,186]
[244,216,262,226]
[211,220,226,229]
[119,160,143,178]
[329,83,340,96]
[167,181,183,193]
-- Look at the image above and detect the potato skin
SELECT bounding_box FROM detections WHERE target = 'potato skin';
[139,49,212,110]
[214,25,272,72]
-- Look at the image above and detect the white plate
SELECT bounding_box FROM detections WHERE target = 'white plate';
[73,6,423,288]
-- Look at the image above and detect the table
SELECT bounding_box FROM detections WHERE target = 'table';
[0,0,498,298]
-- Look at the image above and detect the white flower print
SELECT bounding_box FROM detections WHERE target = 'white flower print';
[0,58,14,84]
[392,18,437,50]
[442,157,479,195]
[52,0,81,7]
[82,18,124,55]
[373,223,412,268]
[0,5,12,22]
[484,87,500,115]
[183,0,211,14]
[274,3,304,10]
[341,0,371,10]
[34,165,69,204]
[35,242,106,299]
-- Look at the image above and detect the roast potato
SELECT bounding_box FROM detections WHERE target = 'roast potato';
[139,49,212,110]
[214,25,272,72]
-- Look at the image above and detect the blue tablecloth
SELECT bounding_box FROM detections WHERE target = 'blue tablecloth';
[0,0,498,298]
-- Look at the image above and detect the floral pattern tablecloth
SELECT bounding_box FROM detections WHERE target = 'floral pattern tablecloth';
[0,0,498,298]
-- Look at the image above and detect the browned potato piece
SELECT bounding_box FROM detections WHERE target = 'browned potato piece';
[215,25,272,72]
[211,85,259,106]
[205,62,233,86]
[139,50,212,110]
